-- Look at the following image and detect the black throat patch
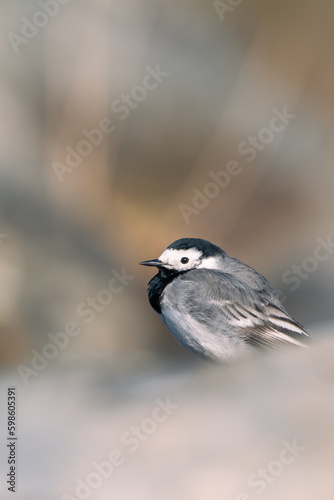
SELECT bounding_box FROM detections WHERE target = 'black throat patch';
[147,269,184,313]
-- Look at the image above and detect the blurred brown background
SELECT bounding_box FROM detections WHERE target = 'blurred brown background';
[0,1,334,499]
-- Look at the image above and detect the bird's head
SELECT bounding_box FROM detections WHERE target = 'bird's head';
[140,238,226,274]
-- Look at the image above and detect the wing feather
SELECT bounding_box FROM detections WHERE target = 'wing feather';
[178,269,311,352]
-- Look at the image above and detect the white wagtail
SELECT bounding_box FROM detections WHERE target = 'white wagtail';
[140,238,312,362]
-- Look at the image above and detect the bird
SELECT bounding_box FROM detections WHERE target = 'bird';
[140,237,312,362]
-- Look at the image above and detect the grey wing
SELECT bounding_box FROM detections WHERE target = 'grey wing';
[178,269,311,351]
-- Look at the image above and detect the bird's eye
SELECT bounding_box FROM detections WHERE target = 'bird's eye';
[181,257,189,264]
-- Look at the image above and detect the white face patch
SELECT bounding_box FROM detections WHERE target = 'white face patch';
[197,256,222,270]
[158,248,203,271]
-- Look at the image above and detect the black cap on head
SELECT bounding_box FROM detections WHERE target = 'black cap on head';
[167,238,224,257]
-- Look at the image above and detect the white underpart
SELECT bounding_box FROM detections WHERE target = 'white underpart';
[159,306,247,361]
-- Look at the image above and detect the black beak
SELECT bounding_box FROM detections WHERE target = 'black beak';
[139,259,164,268]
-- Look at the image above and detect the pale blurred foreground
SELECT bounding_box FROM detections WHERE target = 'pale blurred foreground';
[1,338,334,500]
